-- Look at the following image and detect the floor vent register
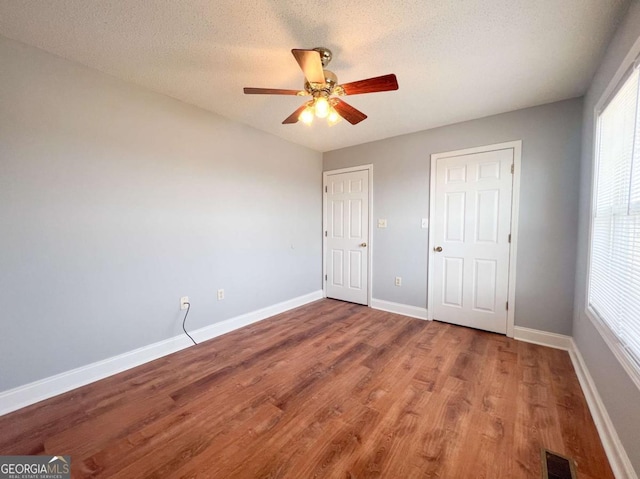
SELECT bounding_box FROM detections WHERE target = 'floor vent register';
[542,448,577,479]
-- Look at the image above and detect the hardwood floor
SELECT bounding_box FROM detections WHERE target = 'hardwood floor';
[0,299,613,478]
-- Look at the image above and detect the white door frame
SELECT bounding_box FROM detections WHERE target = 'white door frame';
[323,164,373,306]
[427,141,522,337]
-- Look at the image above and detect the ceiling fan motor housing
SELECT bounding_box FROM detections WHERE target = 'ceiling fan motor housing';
[306,69,338,96]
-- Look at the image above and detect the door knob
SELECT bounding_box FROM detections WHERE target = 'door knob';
[433,246,443,252]
[360,242,367,247]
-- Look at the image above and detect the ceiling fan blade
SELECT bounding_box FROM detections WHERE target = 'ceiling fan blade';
[282,104,308,124]
[333,99,367,125]
[243,87,304,95]
[339,74,399,95]
[291,49,325,84]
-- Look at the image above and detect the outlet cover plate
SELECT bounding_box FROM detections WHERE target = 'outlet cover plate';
[180,296,189,310]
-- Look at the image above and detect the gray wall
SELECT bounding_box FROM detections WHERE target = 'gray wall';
[573,0,640,472]
[324,98,583,335]
[0,36,322,391]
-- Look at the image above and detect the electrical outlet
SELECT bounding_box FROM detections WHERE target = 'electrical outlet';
[217,289,225,300]
[180,296,189,310]
[395,277,402,287]
[378,219,387,228]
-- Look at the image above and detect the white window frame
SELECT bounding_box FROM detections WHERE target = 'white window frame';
[585,36,640,392]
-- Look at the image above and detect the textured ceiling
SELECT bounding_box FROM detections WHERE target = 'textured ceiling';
[0,0,629,152]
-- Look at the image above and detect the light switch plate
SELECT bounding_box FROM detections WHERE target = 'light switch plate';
[378,219,387,228]
[421,218,429,229]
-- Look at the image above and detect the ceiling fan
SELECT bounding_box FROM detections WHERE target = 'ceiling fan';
[243,47,398,126]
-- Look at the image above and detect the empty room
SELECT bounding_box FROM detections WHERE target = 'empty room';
[1,1,640,478]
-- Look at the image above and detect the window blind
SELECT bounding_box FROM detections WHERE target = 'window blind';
[589,64,640,367]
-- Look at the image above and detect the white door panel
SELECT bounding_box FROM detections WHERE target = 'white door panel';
[432,149,513,333]
[325,169,369,305]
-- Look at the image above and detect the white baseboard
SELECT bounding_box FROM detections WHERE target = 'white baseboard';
[569,340,638,479]
[513,326,573,350]
[370,298,429,320]
[513,326,636,479]
[0,290,323,417]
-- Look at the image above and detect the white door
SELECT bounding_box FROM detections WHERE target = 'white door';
[431,148,514,334]
[324,168,369,305]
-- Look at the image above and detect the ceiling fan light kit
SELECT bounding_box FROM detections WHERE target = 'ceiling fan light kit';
[243,47,398,126]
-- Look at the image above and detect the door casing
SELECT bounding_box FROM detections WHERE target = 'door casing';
[428,141,522,337]
[323,165,373,306]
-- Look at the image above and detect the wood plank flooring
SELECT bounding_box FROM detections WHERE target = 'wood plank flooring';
[0,299,613,478]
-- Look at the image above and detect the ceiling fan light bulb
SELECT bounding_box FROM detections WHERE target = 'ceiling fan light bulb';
[314,97,329,118]
[300,107,314,125]
[327,108,341,126]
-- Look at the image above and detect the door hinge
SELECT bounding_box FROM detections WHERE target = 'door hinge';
[508,233,511,243]
[511,164,514,174]
[325,274,327,281]
[506,301,509,311]
[324,231,327,237]
[325,186,328,193]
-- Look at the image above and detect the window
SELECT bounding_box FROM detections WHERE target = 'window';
[588,59,640,372]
